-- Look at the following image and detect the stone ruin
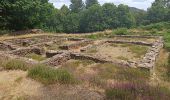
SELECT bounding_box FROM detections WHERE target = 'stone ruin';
[0,35,164,70]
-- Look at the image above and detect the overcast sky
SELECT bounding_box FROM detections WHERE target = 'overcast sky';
[49,0,155,10]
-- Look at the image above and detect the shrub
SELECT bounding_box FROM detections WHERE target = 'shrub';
[3,59,28,71]
[112,28,128,35]
[106,82,170,100]
[28,64,76,85]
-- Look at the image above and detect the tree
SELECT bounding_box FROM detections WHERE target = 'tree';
[79,4,105,32]
[69,0,84,13]
[85,0,99,8]
[147,0,170,23]
[60,5,70,15]
[0,0,55,31]
[102,3,118,29]
[117,4,135,28]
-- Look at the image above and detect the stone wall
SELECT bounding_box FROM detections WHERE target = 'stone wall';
[137,37,164,69]
[10,47,44,56]
[106,40,153,46]
[0,42,18,51]
[70,53,137,67]
[41,52,71,67]
[59,40,94,50]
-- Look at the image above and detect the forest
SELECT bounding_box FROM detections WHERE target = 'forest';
[0,0,170,33]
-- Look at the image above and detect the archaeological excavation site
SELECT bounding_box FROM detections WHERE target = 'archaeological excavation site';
[0,34,163,69]
[1,31,169,100]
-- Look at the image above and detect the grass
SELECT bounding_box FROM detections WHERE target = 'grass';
[92,63,150,82]
[128,45,148,58]
[3,59,29,71]
[105,82,170,100]
[85,33,106,39]
[25,53,46,61]
[28,64,77,85]
[112,28,128,35]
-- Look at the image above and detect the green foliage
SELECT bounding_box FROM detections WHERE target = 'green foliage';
[140,22,170,31]
[3,59,29,71]
[86,0,99,8]
[69,0,84,13]
[112,28,128,35]
[28,64,76,85]
[1,0,169,33]
[0,0,55,31]
[147,0,170,23]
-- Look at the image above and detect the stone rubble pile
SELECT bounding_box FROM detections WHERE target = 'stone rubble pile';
[42,52,71,67]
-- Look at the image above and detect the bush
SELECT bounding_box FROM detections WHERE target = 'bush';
[106,82,170,100]
[112,28,128,35]
[28,64,76,85]
[140,22,170,31]
[3,59,28,71]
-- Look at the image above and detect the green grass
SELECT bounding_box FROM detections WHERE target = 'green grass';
[128,45,148,58]
[3,59,29,71]
[25,53,46,61]
[28,64,77,85]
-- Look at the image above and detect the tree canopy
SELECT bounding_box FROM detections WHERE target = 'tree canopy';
[0,0,169,33]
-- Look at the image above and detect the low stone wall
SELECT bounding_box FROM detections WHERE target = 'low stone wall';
[41,52,71,67]
[67,38,85,41]
[0,42,18,51]
[106,40,153,46]
[46,50,65,58]
[10,47,44,56]
[70,53,137,67]
[137,37,164,69]
[80,41,106,52]
[59,40,94,50]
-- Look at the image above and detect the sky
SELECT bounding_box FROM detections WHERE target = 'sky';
[49,0,155,10]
